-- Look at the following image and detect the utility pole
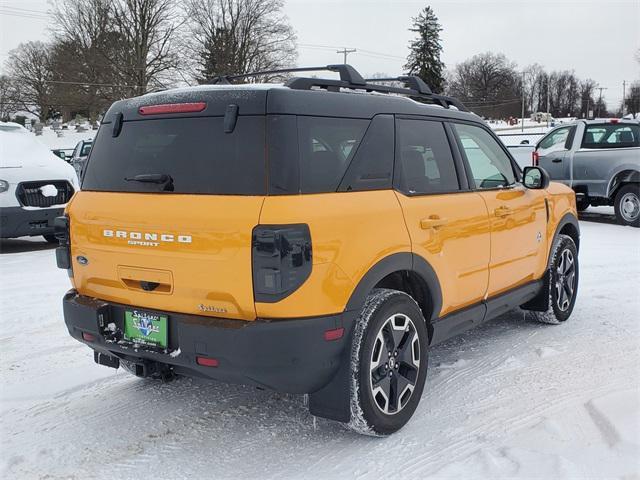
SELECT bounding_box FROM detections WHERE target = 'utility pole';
[521,70,526,132]
[336,48,356,64]
[622,80,627,116]
[596,86,608,118]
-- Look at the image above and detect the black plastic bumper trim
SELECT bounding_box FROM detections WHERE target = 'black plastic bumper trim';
[62,291,356,395]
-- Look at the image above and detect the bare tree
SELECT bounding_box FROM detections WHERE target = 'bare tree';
[53,0,180,100]
[579,79,597,118]
[447,52,520,118]
[0,75,17,121]
[111,0,182,95]
[184,0,297,83]
[52,0,136,119]
[624,82,640,116]
[5,42,55,121]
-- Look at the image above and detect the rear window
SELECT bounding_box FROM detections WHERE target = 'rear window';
[582,124,640,149]
[267,115,393,194]
[82,116,266,194]
[298,116,368,193]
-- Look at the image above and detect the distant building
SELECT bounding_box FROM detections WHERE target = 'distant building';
[530,112,553,122]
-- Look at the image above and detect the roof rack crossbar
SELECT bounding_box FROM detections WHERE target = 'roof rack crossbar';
[208,64,366,86]
[365,76,432,95]
[286,76,468,112]
[208,64,467,111]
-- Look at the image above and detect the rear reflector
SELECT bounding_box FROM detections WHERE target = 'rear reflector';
[196,356,219,367]
[532,151,539,166]
[82,332,96,342]
[324,327,344,342]
[138,102,207,115]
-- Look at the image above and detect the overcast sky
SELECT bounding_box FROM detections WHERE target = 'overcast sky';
[1,0,638,106]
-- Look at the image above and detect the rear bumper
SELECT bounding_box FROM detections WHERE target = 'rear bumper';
[62,290,355,394]
[0,206,64,238]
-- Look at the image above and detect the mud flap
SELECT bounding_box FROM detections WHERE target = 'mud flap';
[308,325,354,423]
[521,268,551,312]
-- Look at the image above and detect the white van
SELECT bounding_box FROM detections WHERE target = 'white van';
[0,122,79,242]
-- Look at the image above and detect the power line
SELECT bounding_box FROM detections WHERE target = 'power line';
[0,9,51,20]
[299,43,405,61]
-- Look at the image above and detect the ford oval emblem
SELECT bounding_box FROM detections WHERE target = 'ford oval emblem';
[76,256,89,266]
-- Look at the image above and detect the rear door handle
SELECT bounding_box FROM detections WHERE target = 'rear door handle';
[420,216,448,229]
[551,158,562,163]
[494,206,514,217]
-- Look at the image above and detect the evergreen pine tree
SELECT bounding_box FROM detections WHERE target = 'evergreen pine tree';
[404,7,445,93]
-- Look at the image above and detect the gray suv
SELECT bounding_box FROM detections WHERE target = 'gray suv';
[534,119,639,226]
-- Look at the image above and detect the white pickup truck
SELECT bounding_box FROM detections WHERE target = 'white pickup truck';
[534,119,639,227]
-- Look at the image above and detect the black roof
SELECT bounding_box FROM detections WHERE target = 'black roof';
[102,64,480,124]
[103,84,480,124]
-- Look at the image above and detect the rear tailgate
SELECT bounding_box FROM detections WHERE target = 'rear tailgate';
[68,192,263,320]
[69,92,268,321]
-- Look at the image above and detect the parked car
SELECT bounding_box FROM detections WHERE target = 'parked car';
[0,122,79,242]
[56,65,579,435]
[70,139,93,178]
[534,119,639,226]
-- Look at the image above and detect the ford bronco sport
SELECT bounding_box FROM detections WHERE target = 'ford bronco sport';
[56,65,580,435]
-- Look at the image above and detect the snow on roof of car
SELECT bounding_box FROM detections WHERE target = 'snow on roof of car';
[0,121,67,168]
[141,82,286,98]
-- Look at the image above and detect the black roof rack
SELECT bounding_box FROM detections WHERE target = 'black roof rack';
[208,64,467,112]
[209,64,366,86]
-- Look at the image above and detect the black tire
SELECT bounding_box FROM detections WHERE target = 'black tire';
[614,184,640,227]
[348,288,429,436]
[529,234,579,324]
[43,234,58,244]
[575,196,589,212]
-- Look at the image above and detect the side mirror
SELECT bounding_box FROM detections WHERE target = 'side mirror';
[523,166,550,189]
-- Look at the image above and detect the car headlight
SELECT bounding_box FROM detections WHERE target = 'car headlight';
[0,180,9,193]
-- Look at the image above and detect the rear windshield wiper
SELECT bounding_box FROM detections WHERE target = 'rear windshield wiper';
[125,173,174,191]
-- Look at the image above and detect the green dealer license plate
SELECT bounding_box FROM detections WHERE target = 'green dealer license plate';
[123,310,168,348]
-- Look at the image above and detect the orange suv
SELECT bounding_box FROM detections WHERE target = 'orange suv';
[56,65,580,435]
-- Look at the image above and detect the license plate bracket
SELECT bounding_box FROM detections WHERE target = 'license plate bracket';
[123,310,168,349]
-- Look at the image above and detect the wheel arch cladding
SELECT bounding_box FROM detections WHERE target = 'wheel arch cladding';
[310,254,441,423]
[555,213,580,253]
[608,169,639,198]
[345,252,443,325]
[524,213,580,313]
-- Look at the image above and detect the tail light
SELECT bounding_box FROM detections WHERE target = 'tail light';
[252,224,312,303]
[532,150,539,166]
[54,215,72,271]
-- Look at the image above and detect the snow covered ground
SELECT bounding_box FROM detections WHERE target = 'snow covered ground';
[32,125,96,152]
[0,208,638,479]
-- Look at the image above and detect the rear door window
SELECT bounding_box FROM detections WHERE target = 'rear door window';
[582,124,640,148]
[82,116,266,194]
[395,119,460,195]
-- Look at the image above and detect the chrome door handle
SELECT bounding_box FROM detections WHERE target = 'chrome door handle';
[420,216,448,229]
[494,206,513,217]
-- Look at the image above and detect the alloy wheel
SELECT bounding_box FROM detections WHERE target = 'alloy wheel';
[555,249,576,312]
[369,313,420,415]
